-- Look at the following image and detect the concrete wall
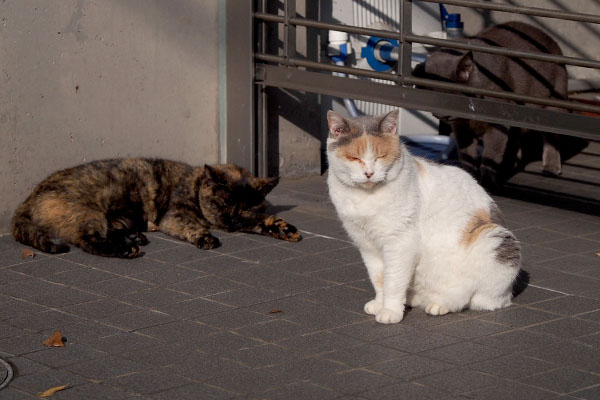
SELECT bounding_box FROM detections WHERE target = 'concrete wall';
[0,0,220,233]
[445,0,600,80]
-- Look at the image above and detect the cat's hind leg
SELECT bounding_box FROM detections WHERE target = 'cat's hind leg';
[158,208,220,249]
[77,218,141,258]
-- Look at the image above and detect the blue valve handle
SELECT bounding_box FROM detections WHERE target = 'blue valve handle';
[360,36,399,72]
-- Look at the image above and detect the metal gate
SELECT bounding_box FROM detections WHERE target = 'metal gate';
[232,0,600,176]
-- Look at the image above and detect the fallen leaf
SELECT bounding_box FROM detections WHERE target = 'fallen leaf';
[21,248,35,260]
[147,221,159,232]
[596,251,600,257]
[43,331,65,347]
[38,384,68,398]
[269,309,282,314]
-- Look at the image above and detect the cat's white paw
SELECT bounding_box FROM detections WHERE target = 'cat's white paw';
[375,308,403,324]
[364,299,383,315]
[425,303,449,316]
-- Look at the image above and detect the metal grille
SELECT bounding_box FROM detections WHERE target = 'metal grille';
[252,0,600,174]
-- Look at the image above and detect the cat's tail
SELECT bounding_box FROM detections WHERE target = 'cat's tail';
[12,204,70,254]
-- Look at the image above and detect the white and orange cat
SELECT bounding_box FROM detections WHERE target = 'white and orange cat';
[326,109,521,324]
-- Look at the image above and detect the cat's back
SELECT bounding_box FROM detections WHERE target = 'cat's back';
[476,21,562,55]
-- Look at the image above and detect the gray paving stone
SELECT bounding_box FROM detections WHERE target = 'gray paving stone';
[532,275,600,295]
[79,332,163,355]
[119,342,206,367]
[469,353,558,380]
[542,238,600,255]
[474,328,560,352]
[281,304,369,330]
[462,381,559,400]
[427,318,509,339]
[512,286,567,305]
[569,385,600,400]
[309,263,369,284]
[0,298,47,320]
[23,345,106,368]
[205,368,282,395]
[0,333,48,356]
[235,319,312,342]
[206,286,281,307]
[359,381,455,400]
[256,382,339,400]
[8,257,83,278]
[576,332,600,348]
[7,356,49,377]
[324,343,406,368]
[148,383,238,400]
[129,265,205,285]
[419,340,509,365]
[0,249,49,268]
[93,256,168,275]
[5,309,84,332]
[276,331,364,356]
[225,343,300,368]
[519,367,600,395]
[10,368,88,395]
[0,269,31,285]
[229,245,303,264]
[268,254,348,275]
[156,297,233,319]
[0,387,34,400]
[40,382,134,400]
[79,276,155,296]
[61,298,142,319]
[529,296,600,316]
[136,320,219,342]
[117,287,193,307]
[63,354,149,380]
[101,309,178,331]
[311,369,396,395]
[179,255,255,274]
[522,341,600,373]
[43,266,118,286]
[514,227,570,245]
[146,244,217,264]
[374,326,462,353]
[369,354,455,381]
[191,331,263,356]
[266,356,348,382]
[106,368,192,395]
[414,368,505,396]
[479,306,561,328]
[173,353,250,381]
[27,287,102,308]
[195,308,273,330]
[168,275,243,296]
[526,317,600,339]
[39,320,122,342]
[301,284,371,313]
[0,279,65,301]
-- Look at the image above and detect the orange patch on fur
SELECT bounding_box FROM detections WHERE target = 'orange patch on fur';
[415,161,425,175]
[336,134,401,163]
[374,272,384,289]
[461,209,497,247]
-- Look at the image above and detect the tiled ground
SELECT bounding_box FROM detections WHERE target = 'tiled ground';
[1,143,599,399]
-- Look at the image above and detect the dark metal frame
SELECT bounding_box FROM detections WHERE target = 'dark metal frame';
[244,0,600,174]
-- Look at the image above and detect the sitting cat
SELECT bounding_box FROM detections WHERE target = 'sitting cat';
[413,21,569,190]
[327,109,520,324]
[13,158,301,258]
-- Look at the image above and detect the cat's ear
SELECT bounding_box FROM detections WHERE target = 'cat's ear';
[203,164,220,185]
[253,176,280,196]
[327,111,350,139]
[379,109,399,136]
[456,52,474,83]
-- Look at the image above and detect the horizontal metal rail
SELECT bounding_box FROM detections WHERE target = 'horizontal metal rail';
[254,53,600,114]
[419,0,600,24]
[256,64,600,140]
[405,34,600,70]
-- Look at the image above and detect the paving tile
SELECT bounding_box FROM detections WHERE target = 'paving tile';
[301,284,371,313]
[542,238,600,255]
[38,320,122,342]
[0,249,49,268]
[267,356,347,382]
[190,332,263,356]
[106,368,192,395]
[41,382,134,400]
[0,387,35,400]
[520,245,569,263]
[168,275,243,296]
[23,345,106,368]
[0,279,65,301]
[148,383,238,400]
[543,218,600,236]
[226,343,300,368]
[174,353,250,381]
[575,332,600,348]
[309,263,369,284]
[474,328,560,352]
[427,318,509,339]
[136,320,219,342]
[229,246,303,264]
[179,255,257,274]
[195,308,273,330]
[8,257,83,278]
[318,246,363,264]
[9,368,88,394]
[276,331,363,356]
[93,256,168,275]
[0,298,47,320]
[324,343,406,368]
[119,342,206,367]
[469,354,557,380]
[359,381,455,400]
[374,326,462,353]
[79,276,155,296]
[311,369,396,395]
[535,275,600,295]
[332,320,414,342]
[268,254,348,275]
[578,310,600,323]
[43,266,118,286]
[513,227,569,245]
[370,353,455,381]
[0,323,28,339]
[7,356,49,377]
[0,333,48,356]
[512,286,566,305]
[61,298,141,319]
[235,319,312,342]
[256,382,338,400]
[276,235,352,254]
[117,287,193,307]
[536,254,600,273]
[522,341,600,373]
[156,297,233,319]
[146,245,217,264]
[569,385,600,400]
[211,235,271,254]
[205,368,282,395]
[0,269,31,285]
[27,287,102,308]
[479,306,561,328]
[281,304,369,330]
[206,286,281,307]
[419,341,509,365]
[414,368,505,395]
[5,310,84,332]
[129,265,205,285]
[63,354,149,380]
[79,332,163,355]
[519,367,600,395]
[462,381,559,400]
[100,309,178,331]
[526,317,600,339]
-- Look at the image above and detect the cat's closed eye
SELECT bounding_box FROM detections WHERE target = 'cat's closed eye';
[346,156,361,162]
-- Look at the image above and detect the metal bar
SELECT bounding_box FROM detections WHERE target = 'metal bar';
[419,0,600,24]
[253,53,600,114]
[254,12,402,41]
[398,0,413,78]
[284,0,296,60]
[405,34,600,70]
[226,0,255,172]
[256,0,268,177]
[255,64,600,140]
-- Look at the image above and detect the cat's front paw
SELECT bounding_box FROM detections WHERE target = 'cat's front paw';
[195,234,221,250]
[267,218,302,242]
[425,303,449,316]
[364,299,383,315]
[375,308,404,324]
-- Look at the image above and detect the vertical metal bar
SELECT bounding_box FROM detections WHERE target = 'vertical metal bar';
[256,0,268,177]
[284,0,296,61]
[399,0,413,83]
[226,0,255,173]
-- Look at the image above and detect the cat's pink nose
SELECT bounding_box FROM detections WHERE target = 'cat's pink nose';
[365,171,373,179]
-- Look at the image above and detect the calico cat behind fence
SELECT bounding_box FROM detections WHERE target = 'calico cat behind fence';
[327,109,521,324]
[413,21,583,190]
[13,159,301,258]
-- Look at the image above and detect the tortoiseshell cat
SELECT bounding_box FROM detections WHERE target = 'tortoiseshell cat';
[13,158,301,258]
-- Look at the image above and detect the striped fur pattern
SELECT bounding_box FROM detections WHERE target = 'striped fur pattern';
[327,110,521,324]
[13,159,300,258]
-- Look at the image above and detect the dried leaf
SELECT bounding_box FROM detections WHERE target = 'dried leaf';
[269,309,282,314]
[21,248,35,260]
[43,331,65,347]
[147,221,159,232]
[596,251,600,257]
[38,384,68,398]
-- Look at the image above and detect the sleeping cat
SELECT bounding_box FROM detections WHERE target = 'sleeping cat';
[413,21,568,190]
[327,109,520,324]
[13,158,301,258]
